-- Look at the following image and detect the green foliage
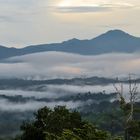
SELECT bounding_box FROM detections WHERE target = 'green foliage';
[112,136,123,140]
[57,129,81,140]
[16,106,110,140]
[127,120,140,139]
[72,123,110,140]
[0,92,119,137]
[19,106,84,140]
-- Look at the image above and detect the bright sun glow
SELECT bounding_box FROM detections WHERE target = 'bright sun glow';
[57,0,134,8]
[58,0,100,7]
[58,0,71,7]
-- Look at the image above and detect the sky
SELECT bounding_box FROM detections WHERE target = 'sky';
[0,0,140,48]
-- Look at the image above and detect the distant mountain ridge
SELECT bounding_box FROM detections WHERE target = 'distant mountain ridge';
[0,77,140,90]
[0,29,140,59]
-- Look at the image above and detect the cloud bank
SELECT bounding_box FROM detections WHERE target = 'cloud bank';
[0,52,140,79]
[0,83,139,111]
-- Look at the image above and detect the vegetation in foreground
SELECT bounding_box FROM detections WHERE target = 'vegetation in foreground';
[0,91,139,140]
[13,106,112,140]
[0,77,140,140]
[11,105,139,140]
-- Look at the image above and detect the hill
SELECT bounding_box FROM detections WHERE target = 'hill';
[0,29,140,59]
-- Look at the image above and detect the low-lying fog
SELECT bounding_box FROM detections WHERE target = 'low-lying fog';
[0,52,139,112]
[0,52,140,79]
[0,84,139,112]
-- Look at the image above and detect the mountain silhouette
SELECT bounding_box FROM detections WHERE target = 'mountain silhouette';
[0,29,140,59]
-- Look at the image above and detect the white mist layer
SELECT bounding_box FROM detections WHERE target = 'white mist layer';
[0,84,139,111]
[0,99,83,112]
[0,52,140,79]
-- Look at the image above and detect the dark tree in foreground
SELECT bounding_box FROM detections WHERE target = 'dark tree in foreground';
[16,106,110,140]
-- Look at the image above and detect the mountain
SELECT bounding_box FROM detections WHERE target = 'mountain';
[0,77,117,90]
[0,45,18,59]
[0,77,140,90]
[0,29,140,59]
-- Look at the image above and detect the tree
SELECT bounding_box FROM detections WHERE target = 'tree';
[113,74,140,140]
[72,123,110,140]
[17,106,110,140]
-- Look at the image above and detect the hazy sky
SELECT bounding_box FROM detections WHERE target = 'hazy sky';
[0,0,140,47]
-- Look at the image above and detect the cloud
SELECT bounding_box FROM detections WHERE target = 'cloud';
[0,84,118,104]
[0,83,139,111]
[0,98,83,112]
[55,6,110,13]
[0,52,140,79]
[0,85,115,99]
[53,0,135,13]
[0,0,139,47]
